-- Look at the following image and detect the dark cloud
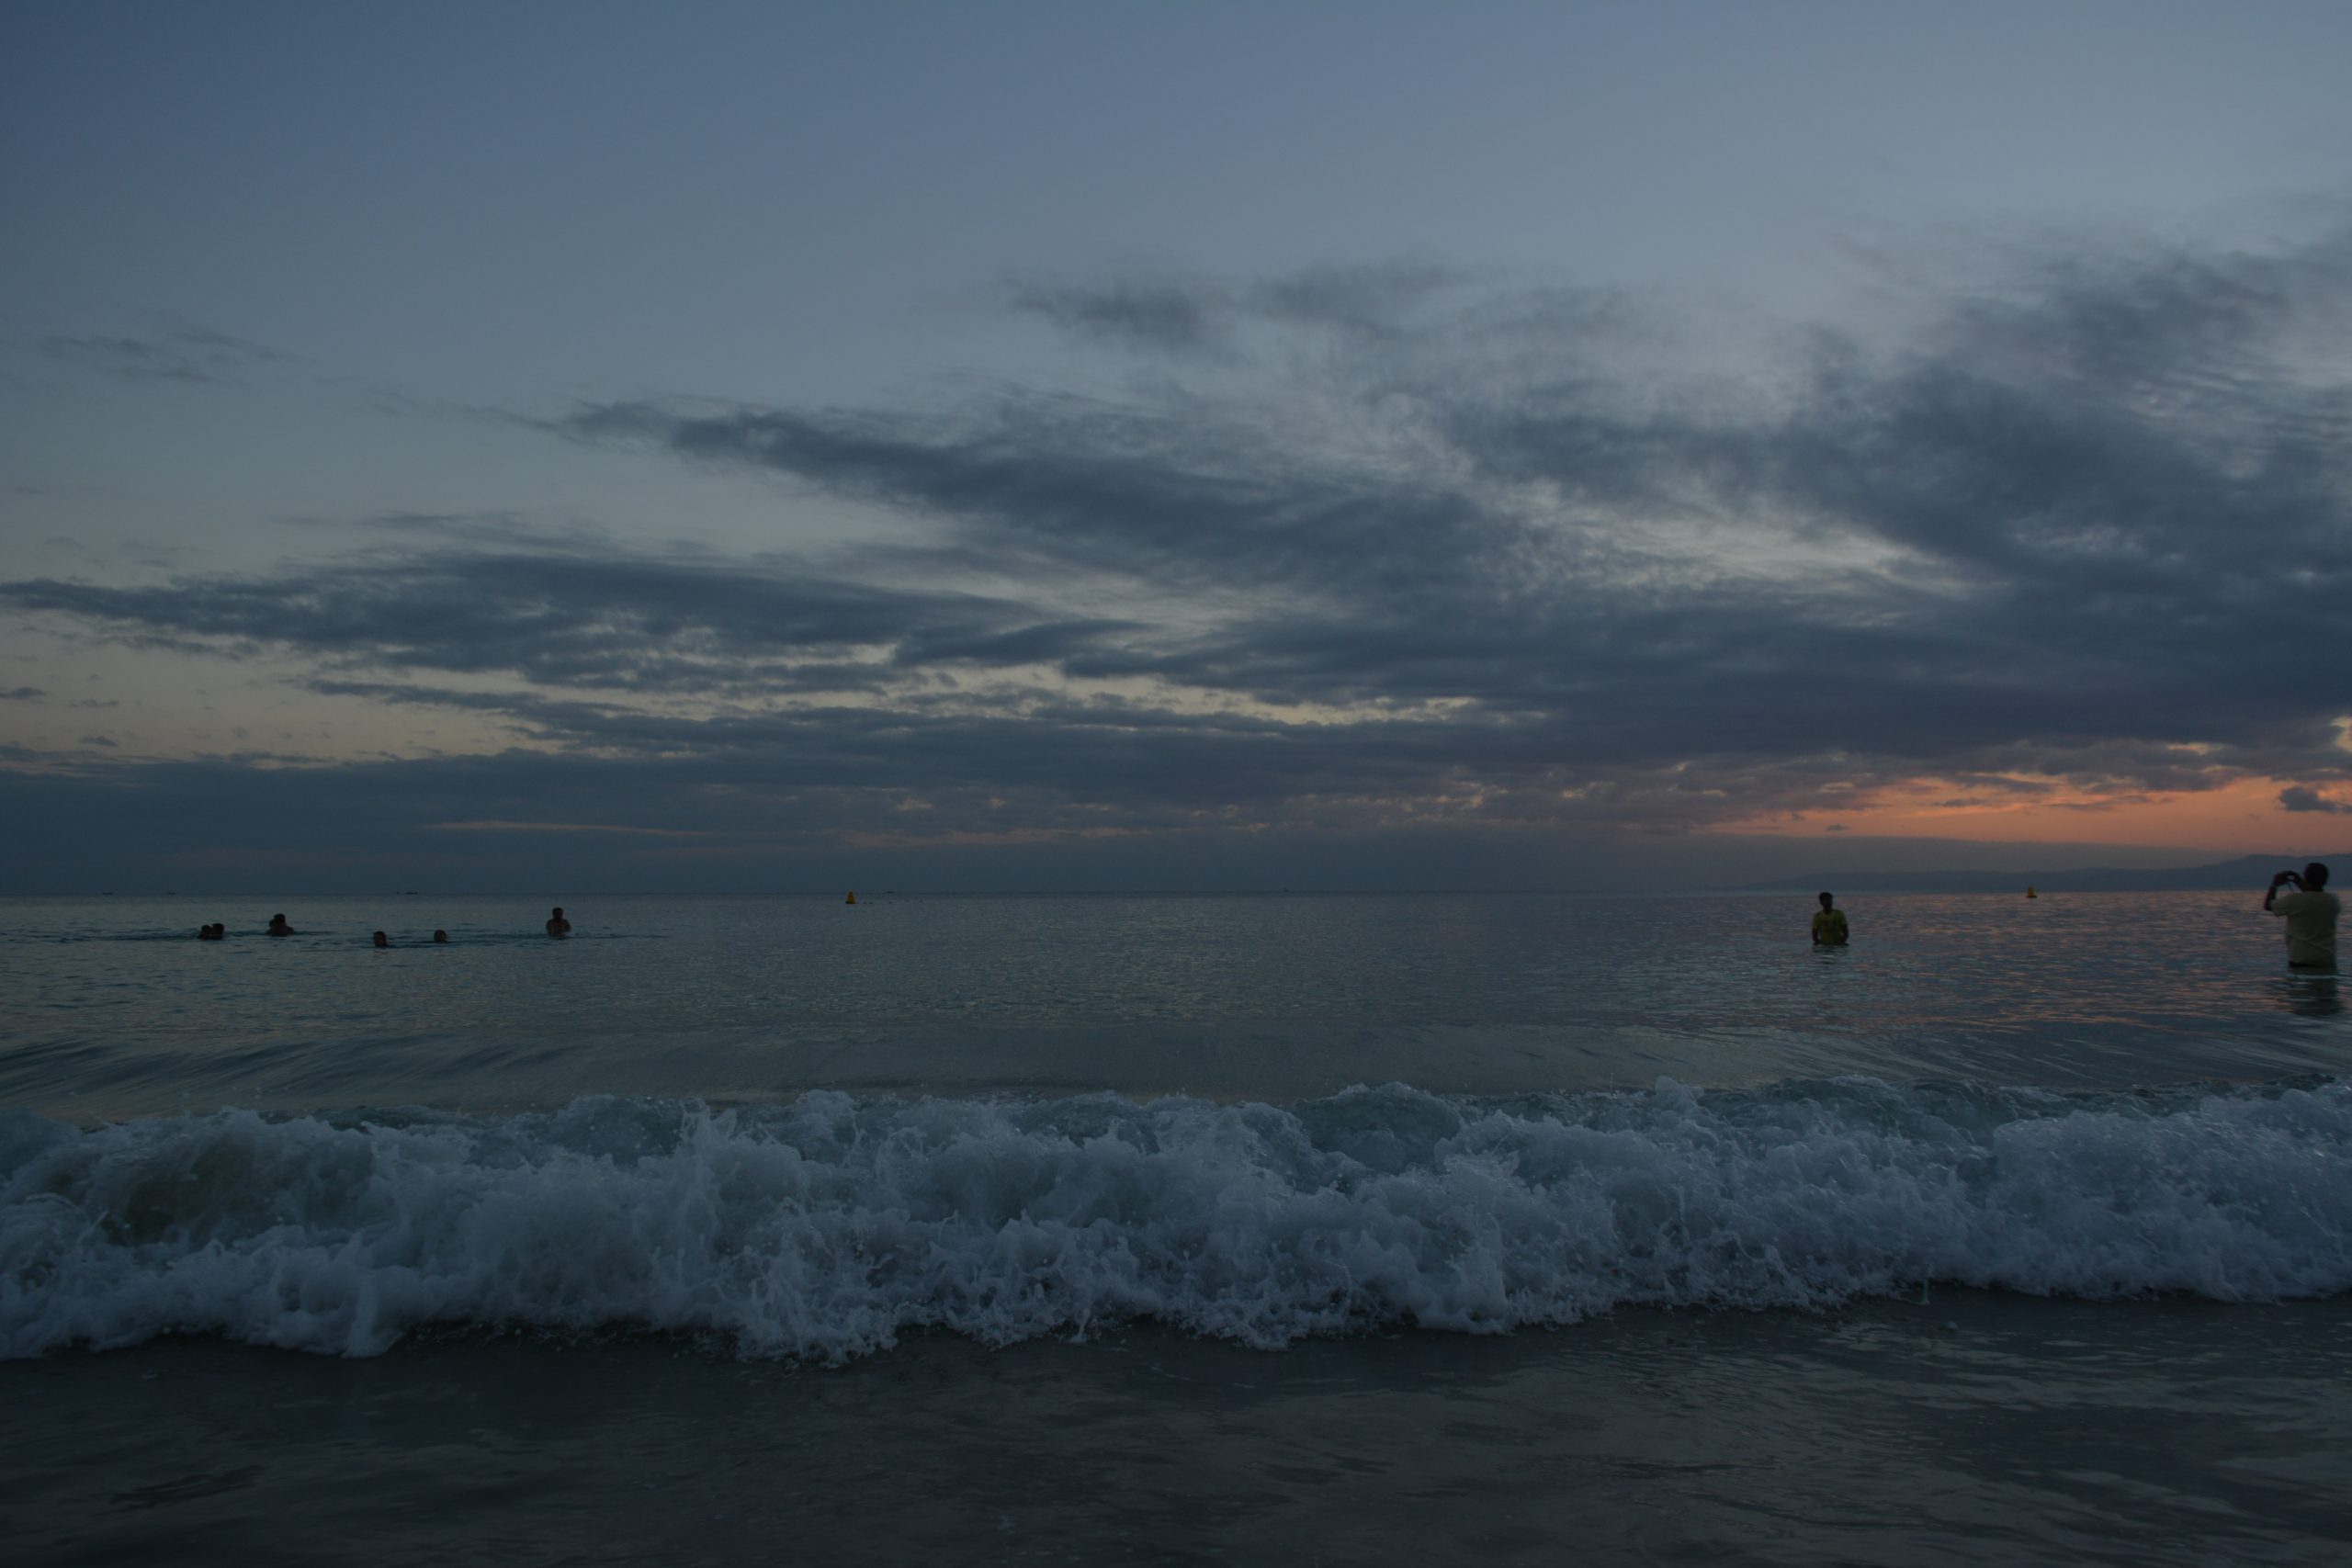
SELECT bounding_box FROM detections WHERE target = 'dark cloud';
[0,552,1127,695]
[281,509,556,543]
[1007,278,1236,357]
[1251,262,1461,339]
[555,233,2352,805]
[1006,264,1465,357]
[1,686,44,701]
[560,394,1515,615]
[37,323,293,385]
[2280,785,2352,815]
[9,234,2352,863]
[0,749,2222,897]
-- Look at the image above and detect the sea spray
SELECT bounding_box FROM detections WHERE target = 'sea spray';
[4,1077,2348,1361]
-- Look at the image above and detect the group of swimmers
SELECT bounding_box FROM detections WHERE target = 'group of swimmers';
[193,915,303,940]
[192,879,2340,970]
[194,907,577,946]
[369,929,449,948]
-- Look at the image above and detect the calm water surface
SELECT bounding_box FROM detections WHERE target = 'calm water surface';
[1,890,2341,1117]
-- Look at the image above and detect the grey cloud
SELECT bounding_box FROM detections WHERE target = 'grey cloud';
[2280,785,2352,814]
[251,670,2219,845]
[1251,263,1459,339]
[555,229,2352,824]
[38,323,293,385]
[2,748,2083,896]
[282,509,564,545]
[1007,279,1236,356]
[0,682,1964,852]
[1007,264,1465,356]
[565,395,1529,622]
[1941,240,2352,431]
[0,552,1125,695]
[16,228,2352,852]
[1,686,44,701]
[569,400,2346,768]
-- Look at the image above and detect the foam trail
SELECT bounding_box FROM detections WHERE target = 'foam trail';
[4,1077,2348,1361]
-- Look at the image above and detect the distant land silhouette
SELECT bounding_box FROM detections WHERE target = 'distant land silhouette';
[1740,852,2352,895]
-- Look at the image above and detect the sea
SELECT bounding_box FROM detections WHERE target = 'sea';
[2,889,2346,1565]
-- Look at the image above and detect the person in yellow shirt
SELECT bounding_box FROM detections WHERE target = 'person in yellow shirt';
[2264,863,2338,970]
[1811,891,1849,946]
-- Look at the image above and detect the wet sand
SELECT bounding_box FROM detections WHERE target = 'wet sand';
[5,1292,2349,1567]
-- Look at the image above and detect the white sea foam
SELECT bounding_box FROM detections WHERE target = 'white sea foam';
[3,1077,2348,1360]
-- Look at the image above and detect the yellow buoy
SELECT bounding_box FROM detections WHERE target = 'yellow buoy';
[845,890,856,905]
[2026,886,2037,898]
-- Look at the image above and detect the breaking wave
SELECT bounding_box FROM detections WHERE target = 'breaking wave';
[5,1077,2348,1360]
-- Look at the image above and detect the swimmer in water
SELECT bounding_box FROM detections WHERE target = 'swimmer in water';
[546,906,571,938]
[433,929,448,942]
[1811,891,1849,946]
[266,913,297,936]
[372,931,390,948]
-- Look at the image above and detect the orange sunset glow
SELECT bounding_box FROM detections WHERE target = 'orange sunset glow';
[1733,774,2352,852]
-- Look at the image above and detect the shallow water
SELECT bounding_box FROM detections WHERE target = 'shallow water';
[6,1296,2347,1566]
[2,890,2346,1562]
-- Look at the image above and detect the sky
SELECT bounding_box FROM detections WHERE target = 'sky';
[4,0,2351,893]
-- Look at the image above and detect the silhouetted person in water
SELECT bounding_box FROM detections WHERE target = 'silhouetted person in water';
[433,929,448,943]
[266,913,297,936]
[546,906,571,938]
[197,923,224,941]
[372,931,390,948]
[1811,891,1849,946]
[2266,863,2339,970]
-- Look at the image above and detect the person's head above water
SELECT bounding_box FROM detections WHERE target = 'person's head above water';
[433,929,447,942]
[551,907,564,919]
[372,931,389,947]
[2304,863,2331,890]
[1818,891,1836,908]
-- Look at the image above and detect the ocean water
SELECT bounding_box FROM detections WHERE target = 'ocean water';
[3,890,2347,1564]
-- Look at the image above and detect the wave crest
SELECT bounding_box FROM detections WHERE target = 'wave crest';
[5,1077,2348,1360]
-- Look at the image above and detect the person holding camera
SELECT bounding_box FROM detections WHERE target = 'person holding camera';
[2264,863,2338,970]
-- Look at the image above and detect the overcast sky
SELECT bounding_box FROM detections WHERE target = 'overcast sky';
[4,1,2351,892]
